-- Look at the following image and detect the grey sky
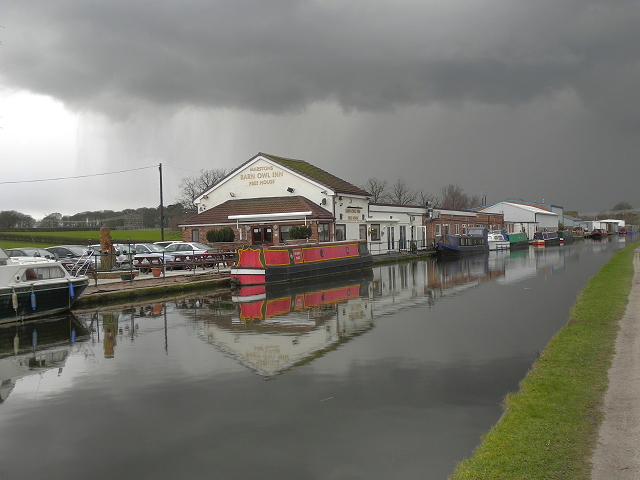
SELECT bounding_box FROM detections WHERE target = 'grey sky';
[1,0,638,218]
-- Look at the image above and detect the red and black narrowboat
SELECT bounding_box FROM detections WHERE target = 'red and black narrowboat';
[230,240,373,286]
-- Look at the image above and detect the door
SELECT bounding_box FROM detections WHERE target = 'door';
[399,225,407,250]
[387,226,395,251]
[251,227,273,245]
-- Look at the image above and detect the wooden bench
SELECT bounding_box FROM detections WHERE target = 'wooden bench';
[133,255,164,274]
[166,252,237,272]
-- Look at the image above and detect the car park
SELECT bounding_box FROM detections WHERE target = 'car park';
[4,247,58,260]
[45,245,97,275]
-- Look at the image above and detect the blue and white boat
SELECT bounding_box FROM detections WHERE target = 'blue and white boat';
[0,248,89,324]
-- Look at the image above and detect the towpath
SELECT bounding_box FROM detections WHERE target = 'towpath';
[591,247,640,478]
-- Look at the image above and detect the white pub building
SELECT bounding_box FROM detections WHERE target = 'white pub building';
[179,152,428,255]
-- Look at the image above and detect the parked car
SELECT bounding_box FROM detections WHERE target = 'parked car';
[87,243,135,267]
[133,243,167,255]
[163,242,217,269]
[4,247,57,260]
[153,240,180,248]
[132,243,168,273]
[45,245,97,274]
[46,245,90,259]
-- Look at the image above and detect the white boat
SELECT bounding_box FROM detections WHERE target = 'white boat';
[487,231,510,251]
[0,248,89,324]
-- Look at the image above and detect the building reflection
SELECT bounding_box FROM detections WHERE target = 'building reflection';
[200,274,375,377]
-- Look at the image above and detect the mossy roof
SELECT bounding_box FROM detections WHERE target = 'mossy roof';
[225,152,371,198]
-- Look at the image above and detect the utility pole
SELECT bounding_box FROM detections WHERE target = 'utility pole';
[159,163,165,241]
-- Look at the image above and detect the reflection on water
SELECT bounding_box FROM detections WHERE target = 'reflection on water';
[0,315,89,403]
[0,237,635,480]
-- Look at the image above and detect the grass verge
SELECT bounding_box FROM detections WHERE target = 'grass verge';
[449,242,638,480]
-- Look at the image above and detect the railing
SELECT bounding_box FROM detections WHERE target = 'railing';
[165,252,237,272]
[367,239,432,256]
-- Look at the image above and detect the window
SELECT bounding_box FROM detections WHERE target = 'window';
[359,224,367,240]
[416,226,426,249]
[280,225,293,242]
[455,224,460,235]
[23,266,66,281]
[335,224,346,241]
[370,224,381,241]
[435,224,442,236]
[318,223,330,242]
[462,224,467,234]
[191,229,199,242]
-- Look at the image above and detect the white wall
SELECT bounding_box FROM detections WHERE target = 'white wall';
[195,156,333,212]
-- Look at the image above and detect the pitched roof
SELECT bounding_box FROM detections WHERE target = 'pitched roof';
[180,196,334,226]
[245,152,371,197]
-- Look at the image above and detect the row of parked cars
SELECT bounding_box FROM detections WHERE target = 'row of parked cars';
[4,241,220,274]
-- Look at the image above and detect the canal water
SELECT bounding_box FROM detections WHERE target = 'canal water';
[0,236,634,479]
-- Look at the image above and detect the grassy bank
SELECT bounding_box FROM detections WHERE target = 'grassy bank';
[0,229,182,249]
[449,242,638,480]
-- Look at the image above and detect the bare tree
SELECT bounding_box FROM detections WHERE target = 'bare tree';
[468,194,482,209]
[439,184,471,210]
[362,178,390,203]
[178,168,228,207]
[388,178,418,206]
[418,190,438,208]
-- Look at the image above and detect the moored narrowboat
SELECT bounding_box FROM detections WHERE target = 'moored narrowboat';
[505,231,529,250]
[532,230,561,247]
[557,229,574,244]
[230,240,373,286]
[435,227,488,256]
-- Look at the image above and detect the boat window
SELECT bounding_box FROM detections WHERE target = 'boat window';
[22,266,67,281]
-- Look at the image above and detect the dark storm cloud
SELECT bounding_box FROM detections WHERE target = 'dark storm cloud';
[2,0,638,127]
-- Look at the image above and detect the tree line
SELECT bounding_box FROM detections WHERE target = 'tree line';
[1,168,635,228]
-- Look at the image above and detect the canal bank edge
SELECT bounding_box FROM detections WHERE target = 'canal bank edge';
[71,252,435,309]
[73,274,232,309]
[449,242,639,480]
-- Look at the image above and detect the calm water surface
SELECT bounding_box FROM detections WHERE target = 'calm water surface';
[0,237,634,479]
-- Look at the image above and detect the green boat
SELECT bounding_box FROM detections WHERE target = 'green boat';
[507,231,529,249]
[557,229,575,244]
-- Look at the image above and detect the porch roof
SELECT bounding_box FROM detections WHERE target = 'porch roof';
[179,196,334,227]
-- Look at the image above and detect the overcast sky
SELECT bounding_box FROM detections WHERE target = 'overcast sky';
[1,0,638,220]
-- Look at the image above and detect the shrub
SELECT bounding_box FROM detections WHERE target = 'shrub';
[289,225,312,240]
[206,227,235,243]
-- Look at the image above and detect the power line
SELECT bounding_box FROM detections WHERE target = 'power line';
[0,165,158,185]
